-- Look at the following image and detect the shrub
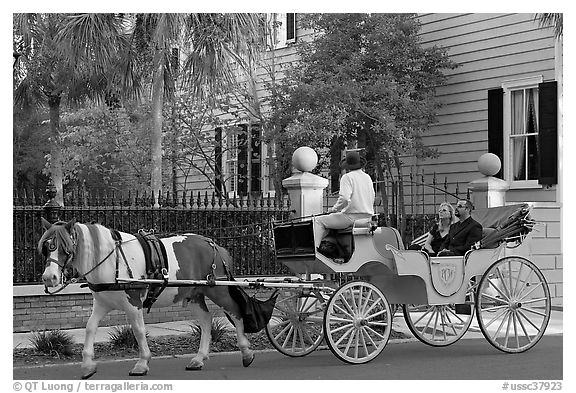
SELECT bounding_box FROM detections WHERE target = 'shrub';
[190,318,231,343]
[108,325,147,349]
[29,330,75,357]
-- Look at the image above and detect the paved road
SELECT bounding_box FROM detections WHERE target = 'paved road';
[13,335,562,380]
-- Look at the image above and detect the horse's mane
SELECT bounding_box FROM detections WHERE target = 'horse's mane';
[38,221,77,255]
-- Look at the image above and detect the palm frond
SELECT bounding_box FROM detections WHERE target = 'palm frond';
[534,13,563,38]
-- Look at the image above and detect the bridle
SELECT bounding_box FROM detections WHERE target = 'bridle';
[42,231,79,295]
[43,229,138,295]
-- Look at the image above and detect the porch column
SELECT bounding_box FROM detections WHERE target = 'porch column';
[467,153,509,209]
[282,147,328,218]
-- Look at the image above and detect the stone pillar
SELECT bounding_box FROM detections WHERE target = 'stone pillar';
[282,147,328,218]
[467,153,509,209]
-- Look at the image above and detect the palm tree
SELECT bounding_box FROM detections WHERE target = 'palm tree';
[59,13,266,205]
[13,14,138,205]
[534,13,563,38]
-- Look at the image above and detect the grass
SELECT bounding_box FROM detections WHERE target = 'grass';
[190,318,231,343]
[108,325,149,349]
[29,330,75,358]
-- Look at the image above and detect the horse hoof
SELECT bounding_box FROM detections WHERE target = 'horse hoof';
[129,369,148,377]
[242,353,255,368]
[81,369,97,380]
[185,364,203,371]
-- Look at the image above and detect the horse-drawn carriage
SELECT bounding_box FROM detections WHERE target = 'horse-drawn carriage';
[268,203,551,363]
[39,202,550,377]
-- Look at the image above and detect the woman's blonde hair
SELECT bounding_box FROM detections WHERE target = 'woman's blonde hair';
[438,202,457,224]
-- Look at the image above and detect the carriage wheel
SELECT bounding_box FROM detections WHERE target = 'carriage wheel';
[403,280,475,347]
[265,289,325,357]
[324,281,392,364]
[476,256,551,353]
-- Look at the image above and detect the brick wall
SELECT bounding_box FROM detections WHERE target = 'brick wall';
[530,205,563,307]
[13,292,224,333]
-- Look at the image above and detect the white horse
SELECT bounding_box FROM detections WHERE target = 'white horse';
[40,218,256,379]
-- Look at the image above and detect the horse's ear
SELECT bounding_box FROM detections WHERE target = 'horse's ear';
[41,217,52,231]
[65,219,76,231]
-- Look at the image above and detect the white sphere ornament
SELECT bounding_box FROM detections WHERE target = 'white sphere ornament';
[292,146,318,172]
[478,153,501,176]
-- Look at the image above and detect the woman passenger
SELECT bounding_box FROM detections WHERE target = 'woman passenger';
[413,202,458,256]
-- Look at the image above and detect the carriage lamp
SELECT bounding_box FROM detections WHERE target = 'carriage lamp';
[43,180,62,223]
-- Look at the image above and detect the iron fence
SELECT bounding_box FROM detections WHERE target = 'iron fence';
[13,191,293,284]
[14,169,469,284]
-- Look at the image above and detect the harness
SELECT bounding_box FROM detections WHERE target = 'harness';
[45,229,227,314]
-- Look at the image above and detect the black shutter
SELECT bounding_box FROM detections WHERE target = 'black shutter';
[286,13,296,41]
[214,128,223,196]
[538,81,558,185]
[237,124,248,196]
[488,88,504,178]
[250,125,262,193]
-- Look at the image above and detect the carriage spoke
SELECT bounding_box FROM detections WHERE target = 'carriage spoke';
[517,282,544,302]
[515,311,534,343]
[483,307,509,329]
[492,310,511,342]
[486,276,511,302]
[364,324,387,341]
[282,325,296,349]
[330,322,355,335]
[512,312,520,349]
[347,288,359,313]
[521,306,548,318]
[514,270,535,299]
[361,288,374,314]
[364,308,388,321]
[503,309,513,348]
[519,297,548,306]
[495,267,513,300]
[516,309,540,336]
[411,306,435,326]
[333,303,354,321]
[512,262,525,298]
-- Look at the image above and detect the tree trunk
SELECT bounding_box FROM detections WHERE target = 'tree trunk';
[48,94,64,206]
[150,52,164,207]
[393,152,407,244]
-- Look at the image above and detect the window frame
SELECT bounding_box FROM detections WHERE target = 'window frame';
[501,76,543,189]
[266,13,296,50]
[222,123,270,198]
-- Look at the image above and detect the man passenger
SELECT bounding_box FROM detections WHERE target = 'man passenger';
[437,199,482,256]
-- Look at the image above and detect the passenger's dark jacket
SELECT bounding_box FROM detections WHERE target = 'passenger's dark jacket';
[441,216,483,256]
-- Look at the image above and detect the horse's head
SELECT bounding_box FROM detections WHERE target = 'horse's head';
[39,218,77,288]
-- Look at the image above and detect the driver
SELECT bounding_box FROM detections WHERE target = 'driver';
[314,150,375,251]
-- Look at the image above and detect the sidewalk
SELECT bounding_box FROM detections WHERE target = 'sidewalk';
[14,310,562,350]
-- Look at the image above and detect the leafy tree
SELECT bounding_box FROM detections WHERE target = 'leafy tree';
[60,13,266,206]
[267,13,457,235]
[13,13,137,205]
[59,104,153,194]
[164,93,248,198]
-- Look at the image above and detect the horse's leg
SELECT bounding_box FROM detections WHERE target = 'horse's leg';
[81,298,110,379]
[226,313,254,367]
[124,301,152,377]
[185,294,212,371]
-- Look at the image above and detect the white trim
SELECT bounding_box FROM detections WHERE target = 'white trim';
[508,180,542,190]
[501,75,544,187]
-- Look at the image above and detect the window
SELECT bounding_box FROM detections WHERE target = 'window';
[266,13,296,49]
[217,124,265,197]
[488,78,558,186]
[510,87,539,182]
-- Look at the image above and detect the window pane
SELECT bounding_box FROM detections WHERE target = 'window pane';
[510,87,539,181]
